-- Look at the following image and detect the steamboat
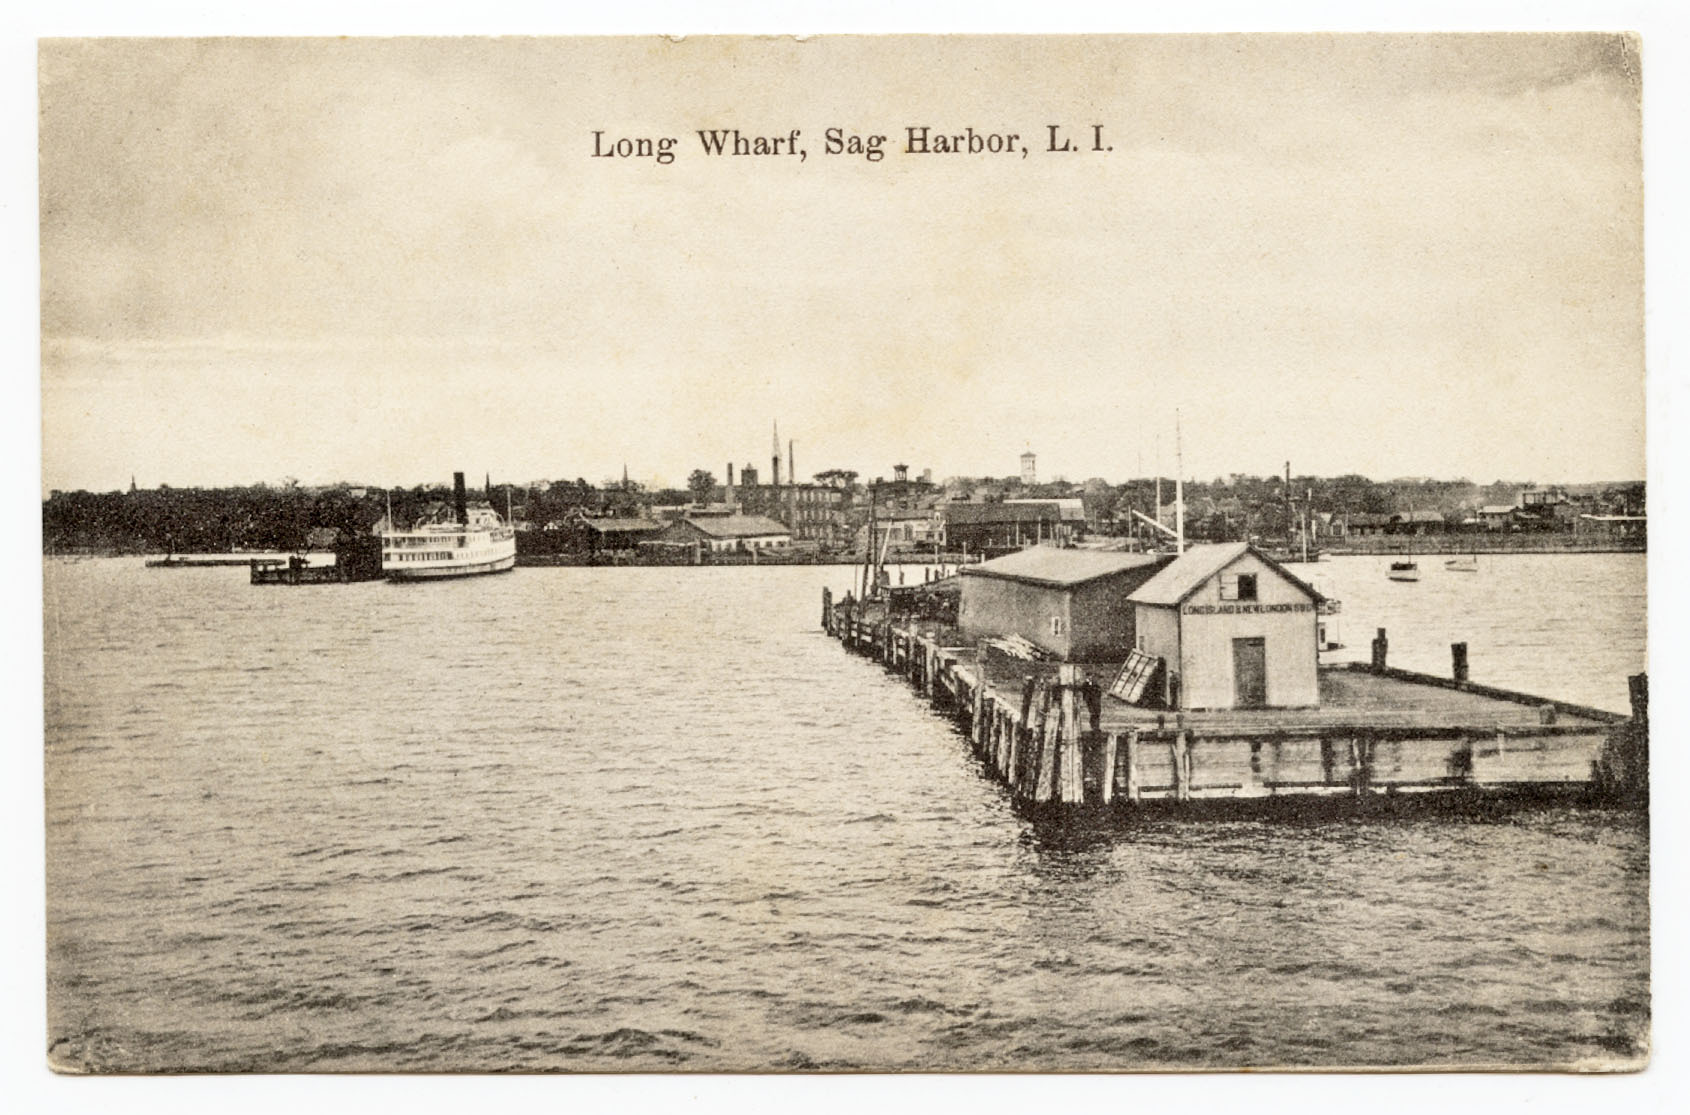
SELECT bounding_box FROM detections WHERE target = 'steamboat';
[381,472,516,581]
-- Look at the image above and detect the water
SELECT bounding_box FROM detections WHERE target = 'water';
[43,555,1649,1071]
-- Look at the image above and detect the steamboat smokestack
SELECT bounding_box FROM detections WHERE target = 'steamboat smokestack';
[453,471,468,526]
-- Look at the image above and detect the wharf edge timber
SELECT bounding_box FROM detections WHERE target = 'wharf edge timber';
[821,587,1647,812]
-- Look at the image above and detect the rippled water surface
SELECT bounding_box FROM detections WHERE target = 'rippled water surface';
[43,555,1649,1071]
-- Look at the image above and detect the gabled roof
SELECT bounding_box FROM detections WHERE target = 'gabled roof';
[1126,542,1323,607]
[683,514,791,538]
[961,547,1166,588]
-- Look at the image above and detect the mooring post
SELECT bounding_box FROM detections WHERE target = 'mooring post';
[1172,731,1192,802]
[1371,628,1389,672]
[1101,733,1119,805]
[1451,642,1468,683]
[821,587,832,633]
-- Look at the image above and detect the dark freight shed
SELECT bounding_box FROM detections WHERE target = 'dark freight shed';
[943,501,1072,553]
[957,548,1170,660]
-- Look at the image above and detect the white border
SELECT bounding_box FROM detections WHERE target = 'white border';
[10,4,1685,1114]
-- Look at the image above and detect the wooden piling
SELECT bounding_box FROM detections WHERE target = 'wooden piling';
[1101,732,1119,805]
[1451,642,1469,683]
[971,664,987,752]
[1030,682,1056,803]
[1004,708,1020,788]
[1371,627,1389,672]
[821,587,832,633]
[1172,731,1192,802]
[1057,665,1083,805]
[1629,673,1648,723]
[1124,729,1141,804]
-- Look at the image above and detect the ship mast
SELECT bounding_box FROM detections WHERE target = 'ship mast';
[1175,409,1185,555]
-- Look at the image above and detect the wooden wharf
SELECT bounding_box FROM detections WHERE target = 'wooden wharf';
[821,587,1647,812]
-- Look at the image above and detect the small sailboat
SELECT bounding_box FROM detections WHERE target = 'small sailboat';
[1388,560,1420,582]
[1444,554,1479,573]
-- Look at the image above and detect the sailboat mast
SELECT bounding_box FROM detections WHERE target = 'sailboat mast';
[1154,434,1162,549]
[1285,460,1294,547]
[1175,410,1185,555]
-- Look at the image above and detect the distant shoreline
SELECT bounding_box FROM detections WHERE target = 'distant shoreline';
[1325,535,1644,557]
[46,540,1647,566]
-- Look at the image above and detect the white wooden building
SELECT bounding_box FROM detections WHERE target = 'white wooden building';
[1126,542,1324,710]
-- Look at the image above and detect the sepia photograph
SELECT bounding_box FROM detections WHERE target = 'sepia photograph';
[38,29,1655,1076]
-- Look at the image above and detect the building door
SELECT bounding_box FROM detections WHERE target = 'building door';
[1232,637,1268,708]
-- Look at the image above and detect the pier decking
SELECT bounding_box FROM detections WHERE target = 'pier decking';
[823,588,1644,811]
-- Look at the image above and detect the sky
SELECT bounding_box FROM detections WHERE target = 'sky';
[38,34,1645,493]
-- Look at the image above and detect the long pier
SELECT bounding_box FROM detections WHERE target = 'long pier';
[822,588,1646,812]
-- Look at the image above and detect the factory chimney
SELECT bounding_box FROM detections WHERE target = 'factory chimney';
[726,462,736,509]
[453,471,468,527]
[771,421,782,487]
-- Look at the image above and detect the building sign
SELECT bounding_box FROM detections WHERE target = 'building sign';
[1182,603,1313,615]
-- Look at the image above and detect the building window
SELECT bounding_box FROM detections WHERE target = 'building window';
[1051,616,1068,637]
[1220,573,1259,601]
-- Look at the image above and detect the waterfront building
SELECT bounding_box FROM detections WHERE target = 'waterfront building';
[1006,497,1086,524]
[1127,542,1323,711]
[1478,504,1518,531]
[1386,510,1447,536]
[1343,512,1392,538]
[958,548,1169,660]
[866,506,944,550]
[1575,513,1647,539]
[657,514,792,552]
[580,517,663,553]
[942,500,1071,553]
